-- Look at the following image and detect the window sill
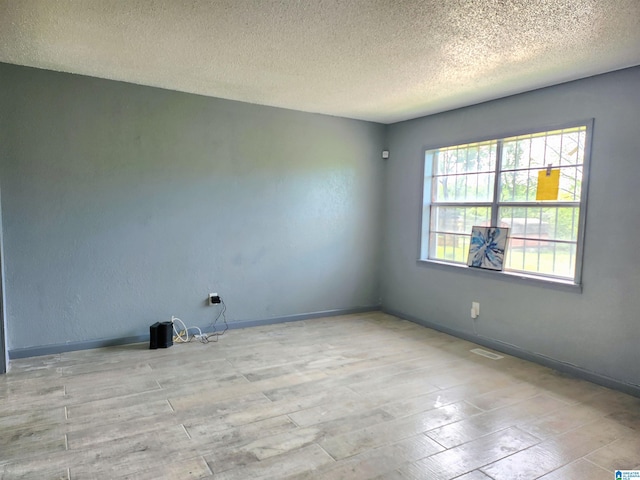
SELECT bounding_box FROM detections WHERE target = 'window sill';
[417,259,582,293]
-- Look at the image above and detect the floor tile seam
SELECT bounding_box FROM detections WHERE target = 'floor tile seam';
[372,402,470,437]
[384,396,484,422]
[460,393,570,430]
[293,404,399,435]
[0,446,80,470]
[445,424,545,460]
[466,469,497,480]
[478,425,623,476]
[199,439,331,476]
[465,385,544,411]
[459,391,544,416]
[65,419,196,450]
[315,352,442,377]
[0,402,64,425]
[336,357,464,377]
[73,451,209,480]
[227,371,330,394]
[153,374,251,392]
[61,373,158,387]
[544,390,604,407]
[342,358,469,389]
[582,456,617,474]
[238,363,306,380]
[0,426,69,448]
[60,385,166,408]
[260,378,353,402]
[202,455,215,476]
[64,411,192,443]
[319,435,431,477]
[62,413,178,438]
[549,414,634,444]
[63,440,202,478]
[374,396,479,431]
[582,436,637,470]
[313,440,340,462]
[59,360,156,374]
[471,434,549,479]
[539,439,616,468]
[379,398,455,421]
[454,450,525,480]
[323,419,459,463]
[0,377,66,389]
[512,408,600,438]
[2,383,64,405]
[184,413,298,442]
[286,413,301,428]
[523,455,603,480]
[347,377,443,400]
[61,377,161,395]
[5,365,63,375]
[1,400,70,414]
[65,399,174,424]
[308,357,427,380]
[419,431,448,452]
[292,391,406,423]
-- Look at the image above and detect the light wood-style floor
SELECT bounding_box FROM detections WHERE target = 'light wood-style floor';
[1,312,639,479]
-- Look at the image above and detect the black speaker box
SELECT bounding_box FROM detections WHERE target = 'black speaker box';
[150,321,173,349]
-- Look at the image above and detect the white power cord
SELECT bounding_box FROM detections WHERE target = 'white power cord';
[170,299,228,345]
[171,316,207,343]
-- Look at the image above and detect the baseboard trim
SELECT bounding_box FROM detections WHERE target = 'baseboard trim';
[216,305,381,331]
[384,307,640,398]
[8,305,381,360]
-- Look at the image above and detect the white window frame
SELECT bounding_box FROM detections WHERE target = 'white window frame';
[419,120,593,288]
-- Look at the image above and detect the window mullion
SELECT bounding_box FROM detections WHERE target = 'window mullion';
[491,140,502,226]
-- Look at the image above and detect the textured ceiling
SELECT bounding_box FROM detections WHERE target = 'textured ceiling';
[1,1,639,124]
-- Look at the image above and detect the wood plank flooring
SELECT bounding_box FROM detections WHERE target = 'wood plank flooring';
[1,312,639,479]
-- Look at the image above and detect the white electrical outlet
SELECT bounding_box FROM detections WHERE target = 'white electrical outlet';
[471,302,480,318]
[209,292,221,305]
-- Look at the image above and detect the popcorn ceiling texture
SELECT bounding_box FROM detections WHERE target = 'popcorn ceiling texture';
[1,0,639,123]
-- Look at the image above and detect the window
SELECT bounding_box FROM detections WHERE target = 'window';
[420,123,591,284]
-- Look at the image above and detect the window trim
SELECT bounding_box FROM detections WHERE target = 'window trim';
[418,119,594,288]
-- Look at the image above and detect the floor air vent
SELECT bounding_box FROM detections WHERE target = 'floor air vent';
[470,348,504,360]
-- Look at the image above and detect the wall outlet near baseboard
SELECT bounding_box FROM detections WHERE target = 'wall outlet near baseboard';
[471,302,480,318]
[209,293,221,305]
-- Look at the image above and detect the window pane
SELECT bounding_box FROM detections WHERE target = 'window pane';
[433,173,495,202]
[499,170,536,202]
[429,233,471,264]
[432,141,497,175]
[560,129,586,166]
[559,166,582,201]
[502,127,586,170]
[505,241,576,279]
[499,206,579,242]
[431,206,491,235]
[500,166,581,203]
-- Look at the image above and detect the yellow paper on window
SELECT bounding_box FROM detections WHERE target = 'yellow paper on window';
[536,169,560,201]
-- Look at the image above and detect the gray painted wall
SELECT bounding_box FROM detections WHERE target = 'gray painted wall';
[383,66,640,389]
[0,79,7,372]
[0,195,6,372]
[2,60,639,393]
[0,63,384,351]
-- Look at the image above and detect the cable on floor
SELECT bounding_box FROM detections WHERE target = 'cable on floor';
[206,298,228,342]
[171,298,228,344]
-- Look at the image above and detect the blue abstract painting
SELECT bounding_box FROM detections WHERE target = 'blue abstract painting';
[467,226,509,271]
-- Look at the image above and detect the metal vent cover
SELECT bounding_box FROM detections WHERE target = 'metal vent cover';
[470,348,504,360]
